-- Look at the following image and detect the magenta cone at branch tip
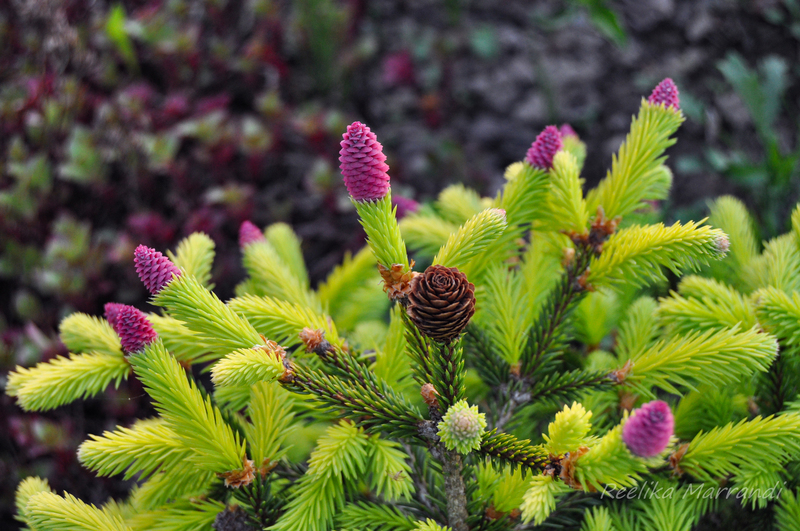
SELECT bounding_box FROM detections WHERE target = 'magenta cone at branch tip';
[648,78,680,110]
[109,304,158,354]
[559,123,579,139]
[239,220,266,248]
[134,245,181,295]
[339,121,390,201]
[622,400,674,457]
[525,125,563,170]
[104,302,127,330]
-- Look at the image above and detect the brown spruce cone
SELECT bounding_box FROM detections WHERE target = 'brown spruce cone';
[407,265,476,343]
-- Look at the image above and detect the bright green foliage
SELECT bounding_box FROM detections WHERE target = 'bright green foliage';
[519,475,571,525]
[355,193,410,270]
[540,150,589,234]
[78,418,193,480]
[490,466,530,513]
[127,498,224,531]
[6,351,129,411]
[708,195,759,286]
[495,163,549,227]
[626,326,777,396]
[245,381,295,467]
[776,488,800,531]
[755,287,800,346]
[588,220,728,289]
[366,435,414,500]
[26,491,132,531]
[581,506,615,531]
[587,100,684,220]
[572,422,650,491]
[562,132,587,170]
[659,276,756,335]
[543,402,593,455]
[730,460,785,509]
[128,466,214,512]
[228,294,341,349]
[414,519,452,531]
[371,306,413,390]
[154,273,263,355]
[519,231,563,312]
[753,234,800,293]
[633,481,712,531]
[167,232,215,288]
[432,208,507,272]
[680,413,800,482]
[477,265,533,364]
[317,246,384,324]
[266,222,309,286]
[15,84,800,531]
[400,214,459,259]
[436,184,486,224]
[147,314,213,364]
[270,422,368,531]
[210,347,285,388]
[129,340,246,473]
[672,385,748,440]
[15,476,52,523]
[573,289,620,347]
[241,239,320,309]
[615,296,659,361]
[58,312,123,357]
[337,502,417,531]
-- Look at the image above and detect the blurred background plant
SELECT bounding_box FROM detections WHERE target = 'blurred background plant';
[2,0,800,529]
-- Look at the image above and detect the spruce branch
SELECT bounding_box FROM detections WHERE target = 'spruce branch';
[478,429,549,472]
[676,413,800,482]
[58,312,123,357]
[6,351,130,412]
[129,339,246,474]
[428,341,466,410]
[26,491,132,531]
[265,222,309,286]
[465,325,509,388]
[436,184,487,224]
[228,294,341,350]
[403,311,437,385]
[241,238,320,310]
[78,418,193,480]
[153,273,263,356]
[286,362,424,439]
[527,370,612,407]
[167,232,216,289]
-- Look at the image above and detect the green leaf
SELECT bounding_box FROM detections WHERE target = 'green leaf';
[106,4,138,71]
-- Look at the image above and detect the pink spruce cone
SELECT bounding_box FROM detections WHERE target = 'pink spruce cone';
[392,195,419,220]
[525,125,563,170]
[104,302,127,330]
[339,122,390,202]
[109,304,158,354]
[239,221,266,248]
[623,400,674,457]
[134,245,181,295]
[559,123,579,139]
[648,78,680,110]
